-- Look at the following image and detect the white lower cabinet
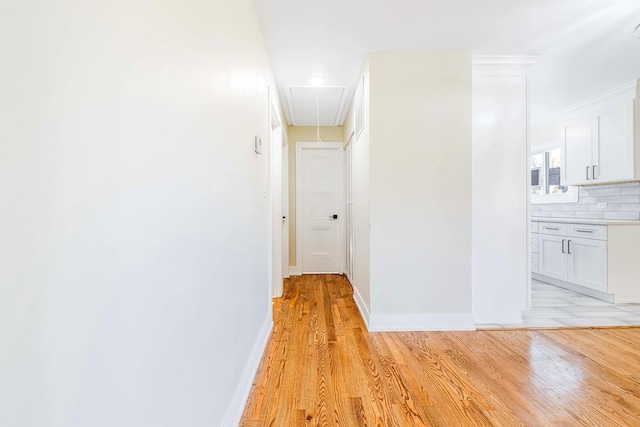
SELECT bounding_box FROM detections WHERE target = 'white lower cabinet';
[537,222,607,293]
[566,237,607,292]
[539,234,568,281]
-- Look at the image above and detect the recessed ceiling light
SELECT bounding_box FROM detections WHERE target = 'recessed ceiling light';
[309,76,326,86]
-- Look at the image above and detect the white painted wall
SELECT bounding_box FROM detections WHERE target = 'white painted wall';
[367,52,473,327]
[0,1,278,425]
[471,60,532,324]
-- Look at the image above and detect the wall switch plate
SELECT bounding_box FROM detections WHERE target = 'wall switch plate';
[597,202,607,208]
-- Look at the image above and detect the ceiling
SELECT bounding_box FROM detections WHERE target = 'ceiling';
[252,0,640,126]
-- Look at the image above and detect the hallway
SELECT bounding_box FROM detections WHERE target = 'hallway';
[241,275,640,426]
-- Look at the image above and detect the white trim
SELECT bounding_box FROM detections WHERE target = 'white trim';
[269,92,284,299]
[221,316,273,427]
[475,314,524,325]
[352,285,370,329]
[472,55,539,76]
[368,314,476,332]
[562,79,639,117]
[526,66,533,312]
[289,266,302,276]
[295,142,346,275]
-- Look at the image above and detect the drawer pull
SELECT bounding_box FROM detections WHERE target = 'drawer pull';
[545,227,560,231]
[568,240,572,255]
[576,229,594,233]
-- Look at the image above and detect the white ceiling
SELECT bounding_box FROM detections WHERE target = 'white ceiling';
[252,0,640,126]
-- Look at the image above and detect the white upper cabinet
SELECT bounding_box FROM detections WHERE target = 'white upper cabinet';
[563,117,593,184]
[592,101,635,183]
[561,80,640,186]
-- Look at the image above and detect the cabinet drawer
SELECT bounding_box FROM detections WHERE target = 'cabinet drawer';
[567,223,607,241]
[530,222,539,233]
[539,222,568,235]
[531,236,539,253]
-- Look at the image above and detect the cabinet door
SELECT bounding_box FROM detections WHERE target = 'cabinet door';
[592,100,635,183]
[538,234,567,281]
[567,237,607,292]
[562,117,593,185]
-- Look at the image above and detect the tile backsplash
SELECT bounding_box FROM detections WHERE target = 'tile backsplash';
[532,182,640,221]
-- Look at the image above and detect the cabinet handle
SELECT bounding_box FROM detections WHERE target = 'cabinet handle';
[576,229,594,233]
[562,239,566,254]
[568,240,572,255]
[545,227,560,231]
[592,165,597,180]
[586,166,591,180]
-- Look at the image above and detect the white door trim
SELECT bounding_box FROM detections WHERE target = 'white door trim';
[295,141,345,275]
[269,94,284,298]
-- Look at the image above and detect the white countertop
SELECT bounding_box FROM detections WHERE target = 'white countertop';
[532,217,640,225]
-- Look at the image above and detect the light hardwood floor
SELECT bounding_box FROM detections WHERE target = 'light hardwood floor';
[241,275,640,426]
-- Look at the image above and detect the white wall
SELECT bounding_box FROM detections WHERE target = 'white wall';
[471,61,531,324]
[367,52,473,328]
[0,1,277,425]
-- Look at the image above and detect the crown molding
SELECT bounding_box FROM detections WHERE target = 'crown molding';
[562,79,640,116]
[472,55,539,76]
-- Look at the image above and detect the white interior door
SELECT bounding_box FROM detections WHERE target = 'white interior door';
[281,138,290,279]
[297,142,344,274]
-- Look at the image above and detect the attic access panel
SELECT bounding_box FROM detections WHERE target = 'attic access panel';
[284,86,349,126]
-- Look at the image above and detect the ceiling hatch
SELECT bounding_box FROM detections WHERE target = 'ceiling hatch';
[284,86,350,126]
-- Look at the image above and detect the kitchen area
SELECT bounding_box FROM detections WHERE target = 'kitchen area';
[525,79,640,328]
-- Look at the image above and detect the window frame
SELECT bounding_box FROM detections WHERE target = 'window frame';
[531,142,579,204]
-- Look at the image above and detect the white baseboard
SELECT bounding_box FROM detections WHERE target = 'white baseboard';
[351,285,370,329]
[474,315,523,325]
[368,313,475,332]
[289,266,302,276]
[222,316,273,427]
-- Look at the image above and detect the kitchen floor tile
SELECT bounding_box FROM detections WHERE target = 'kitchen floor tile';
[476,280,640,329]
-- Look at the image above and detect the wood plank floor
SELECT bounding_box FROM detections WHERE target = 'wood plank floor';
[240,274,640,426]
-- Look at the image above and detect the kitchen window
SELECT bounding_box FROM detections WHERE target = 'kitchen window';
[531,144,578,203]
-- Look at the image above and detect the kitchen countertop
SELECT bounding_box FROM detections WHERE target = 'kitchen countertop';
[532,217,640,226]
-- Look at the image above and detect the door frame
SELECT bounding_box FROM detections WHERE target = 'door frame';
[282,132,290,280]
[295,141,346,275]
[269,97,284,298]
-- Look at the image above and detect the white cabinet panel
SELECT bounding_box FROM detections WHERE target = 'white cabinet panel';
[592,101,635,183]
[539,234,567,281]
[539,222,568,236]
[561,81,640,186]
[562,117,592,185]
[530,221,539,233]
[567,223,607,240]
[567,237,607,292]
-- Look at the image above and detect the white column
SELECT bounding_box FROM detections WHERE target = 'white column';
[472,56,537,324]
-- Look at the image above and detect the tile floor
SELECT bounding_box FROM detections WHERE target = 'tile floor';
[477,279,640,329]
